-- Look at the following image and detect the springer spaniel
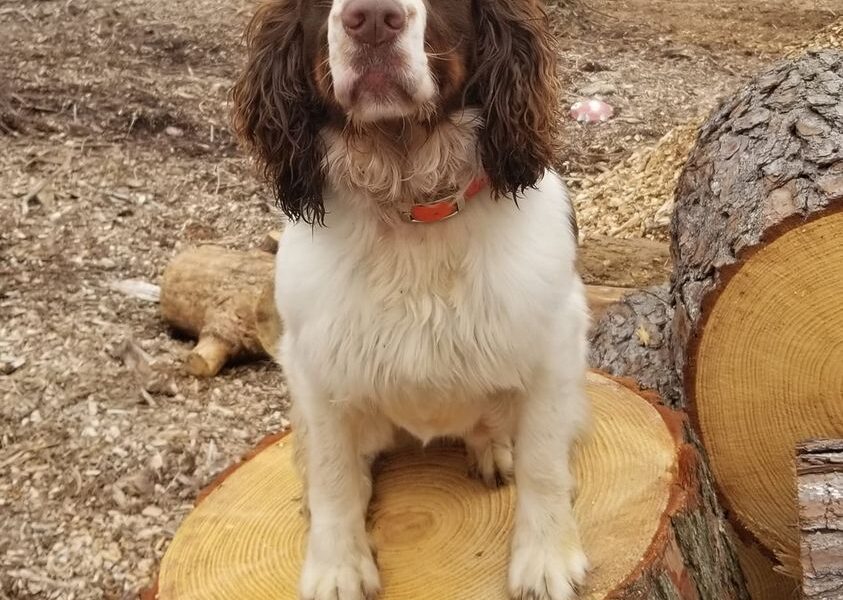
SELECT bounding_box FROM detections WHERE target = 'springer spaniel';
[232,1,589,599]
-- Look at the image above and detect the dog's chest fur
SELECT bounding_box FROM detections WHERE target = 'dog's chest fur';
[275,173,577,439]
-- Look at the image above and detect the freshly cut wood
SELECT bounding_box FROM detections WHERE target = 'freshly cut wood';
[798,439,843,599]
[671,50,843,575]
[590,291,795,599]
[153,372,747,600]
[160,245,275,377]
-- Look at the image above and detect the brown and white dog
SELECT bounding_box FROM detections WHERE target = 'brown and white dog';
[232,1,589,599]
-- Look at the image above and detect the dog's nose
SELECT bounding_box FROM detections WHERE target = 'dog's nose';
[341,0,406,46]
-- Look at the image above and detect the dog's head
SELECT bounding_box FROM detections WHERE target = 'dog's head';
[232,0,559,224]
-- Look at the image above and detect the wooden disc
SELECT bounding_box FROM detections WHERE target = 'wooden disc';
[157,373,680,599]
[692,210,843,574]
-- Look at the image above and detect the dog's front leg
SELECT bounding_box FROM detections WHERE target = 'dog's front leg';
[291,371,380,600]
[508,368,589,600]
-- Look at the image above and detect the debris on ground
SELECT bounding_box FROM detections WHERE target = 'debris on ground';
[570,99,615,123]
[573,119,704,240]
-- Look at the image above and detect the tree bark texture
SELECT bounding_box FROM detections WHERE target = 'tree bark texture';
[670,49,843,390]
[798,439,843,600]
[587,284,681,406]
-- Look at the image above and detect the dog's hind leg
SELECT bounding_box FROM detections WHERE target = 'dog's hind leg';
[464,396,516,488]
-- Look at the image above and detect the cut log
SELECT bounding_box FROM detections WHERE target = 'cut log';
[798,439,843,599]
[590,291,795,599]
[670,50,843,575]
[160,245,275,377]
[162,244,643,368]
[151,372,747,600]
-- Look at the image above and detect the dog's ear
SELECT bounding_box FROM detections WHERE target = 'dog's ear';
[232,0,326,225]
[470,0,560,199]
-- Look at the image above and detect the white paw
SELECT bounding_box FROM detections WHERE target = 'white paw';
[467,436,514,488]
[508,539,588,600]
[299,548,381,600]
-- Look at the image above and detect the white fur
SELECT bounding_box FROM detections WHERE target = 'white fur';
[283,2,590,598]
[278,118,589,600]
[328,0,435,122]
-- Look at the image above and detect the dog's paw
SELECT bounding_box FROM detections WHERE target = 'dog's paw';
[299,549,381,600]
[508,539,588,600]
[467,436,514,489]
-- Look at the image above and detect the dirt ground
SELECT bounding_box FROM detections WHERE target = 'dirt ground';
[0,0,838,598]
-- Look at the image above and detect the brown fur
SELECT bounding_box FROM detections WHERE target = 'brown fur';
[231,0,560,224]
[231,0,331,224]
[467,0,561,201]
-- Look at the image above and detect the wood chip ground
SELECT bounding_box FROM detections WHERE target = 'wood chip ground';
[1,0,839,598]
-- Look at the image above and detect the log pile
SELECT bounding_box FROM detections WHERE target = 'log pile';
[591,50,843,596]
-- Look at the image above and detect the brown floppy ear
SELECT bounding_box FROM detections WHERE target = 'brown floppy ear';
[470,0,560,199]
[232,0,326,225]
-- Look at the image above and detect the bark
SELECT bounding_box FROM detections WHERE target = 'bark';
[798,439,843,600]
[670,50,843,390]
[587,284,681,406]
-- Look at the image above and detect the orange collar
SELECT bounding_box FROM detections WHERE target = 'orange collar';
[407,176,488,224]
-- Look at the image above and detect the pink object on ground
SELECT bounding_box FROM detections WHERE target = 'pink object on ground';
[570,98,615,123]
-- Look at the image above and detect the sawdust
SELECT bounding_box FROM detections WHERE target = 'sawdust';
[787,16,843,55]
[573,119,704,240]
[573,9,843,243]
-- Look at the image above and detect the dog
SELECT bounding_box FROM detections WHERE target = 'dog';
[232,1,590,598]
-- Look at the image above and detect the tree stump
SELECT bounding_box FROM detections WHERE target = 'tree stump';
[670,50,843,576]
[798,439,843,599]
[160,245,275,377]
[151,373,746,600]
